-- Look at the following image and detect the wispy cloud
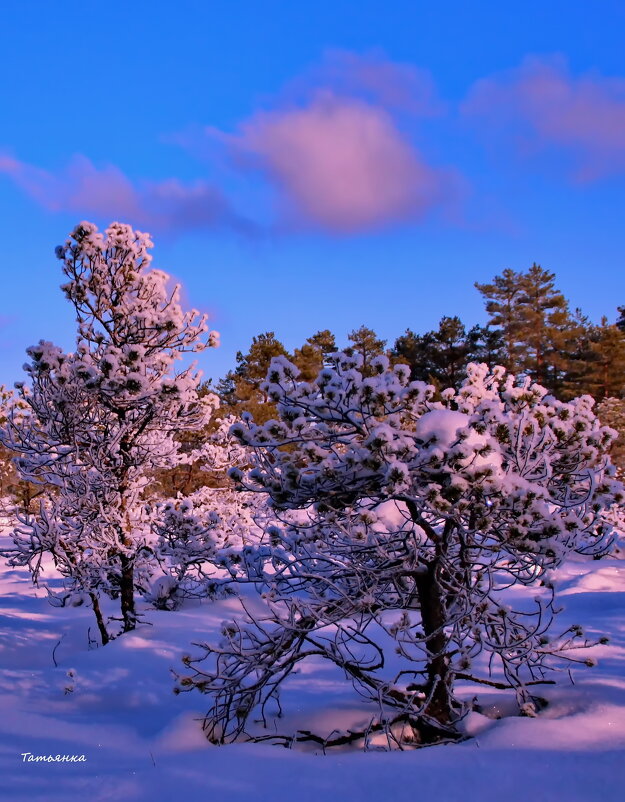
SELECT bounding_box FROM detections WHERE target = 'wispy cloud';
[462,55,625,181]
[293,49,444,116]
[0,153,254,235]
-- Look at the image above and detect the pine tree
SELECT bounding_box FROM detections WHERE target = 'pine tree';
[427,316,472,388]
[477,264,582,395]
[475,268,525,372]
[515,264,571,387]
[153,381,224,497]
[292,329,337,381]
[0,387,49,515]
[597,396,625,473]
[470,325,506,371]
[392,318,502,391]
[584,319,625,400]
[0,222,215,643]
[217,332,291,425]
[391,328,433,380]
[234,332,291,397]
[184,355,621,748]
[345,325,387,375]
[550,308,591,400]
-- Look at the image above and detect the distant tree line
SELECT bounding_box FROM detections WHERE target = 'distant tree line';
[216,264,625,407]
[211,264,625,470]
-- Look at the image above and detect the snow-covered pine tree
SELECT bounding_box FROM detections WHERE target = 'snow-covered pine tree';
[150,484,267,608]
[0,386,52,519]
[0,221,217,643]
[597,397,625,474]
[0,386,21,509]
[149,414,268,608]
[179,355,622,748]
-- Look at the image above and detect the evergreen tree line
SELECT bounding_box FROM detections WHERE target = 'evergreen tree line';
[215,264,625,417]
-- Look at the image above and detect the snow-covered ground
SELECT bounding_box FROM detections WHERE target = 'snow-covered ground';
[1,539,624,801]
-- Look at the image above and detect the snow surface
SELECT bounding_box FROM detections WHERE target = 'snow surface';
[1,530,624,801]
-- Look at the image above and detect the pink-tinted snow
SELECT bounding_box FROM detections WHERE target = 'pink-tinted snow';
[0,533,623,801]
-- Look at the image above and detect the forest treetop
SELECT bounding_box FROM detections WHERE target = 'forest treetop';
[215,262,625,417]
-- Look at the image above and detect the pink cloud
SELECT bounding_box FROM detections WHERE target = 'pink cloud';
[230,91,454,233]
[0,153,252,235]
[300,50,444,116]
[463,55,625,180]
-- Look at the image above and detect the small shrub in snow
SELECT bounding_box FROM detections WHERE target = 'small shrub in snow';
[150,485,266,608]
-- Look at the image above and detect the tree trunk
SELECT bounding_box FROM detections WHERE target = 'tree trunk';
[119,553,136,632]
[404,500,457,734]
[536,343,544,385]
[89,592,110,645]
[414,561,455,729]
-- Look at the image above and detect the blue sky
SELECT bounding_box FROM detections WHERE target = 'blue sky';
[1,0,624,384]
